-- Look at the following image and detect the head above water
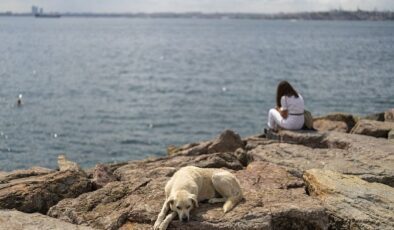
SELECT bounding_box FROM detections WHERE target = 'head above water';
[276,80,299,108]
[167,190,198,222]
[17,94,23,106]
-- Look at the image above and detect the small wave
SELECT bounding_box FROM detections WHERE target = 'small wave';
[120,139,152,146]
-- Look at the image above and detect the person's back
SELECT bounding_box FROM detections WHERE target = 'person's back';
[267,81,305,131]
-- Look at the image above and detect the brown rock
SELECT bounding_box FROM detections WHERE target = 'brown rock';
[114,151,246,182]
[313,119,348,133]
[243,134,276,150]
[58,155,82,171]
[92,164,118,189]
[0,169,92,213]
[350,119,394,138]
[304,169,394,230]
[313,113,357,132]
[48,161,329,230]
[0,167,54,183]
[389,130,394,140]
[207,129,244,154]
[364,112,385,121]
[179,141,212,156]
[169,130,244,156]
[248,130,394,186]
[384,108,394,122]
[0,210,93,230]
[48,179,151,230]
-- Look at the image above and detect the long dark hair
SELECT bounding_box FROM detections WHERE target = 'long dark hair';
[276,81,299,107]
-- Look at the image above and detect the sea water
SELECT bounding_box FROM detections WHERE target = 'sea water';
[0,18,393,170]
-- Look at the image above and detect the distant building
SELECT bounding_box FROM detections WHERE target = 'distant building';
[31,5,38,15]
[39,8,44,14]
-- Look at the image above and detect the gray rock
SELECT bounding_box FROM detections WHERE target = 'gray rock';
[304,169,394,230]
[0,210,93,230]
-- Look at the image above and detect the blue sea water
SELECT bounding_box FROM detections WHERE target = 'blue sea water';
[0,17,393,171]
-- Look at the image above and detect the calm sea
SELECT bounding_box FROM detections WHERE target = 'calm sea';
[0,17,393,171]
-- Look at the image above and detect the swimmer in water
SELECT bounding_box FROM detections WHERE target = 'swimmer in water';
[17,94,22,106]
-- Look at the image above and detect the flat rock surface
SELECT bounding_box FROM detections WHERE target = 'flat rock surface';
[0,167,54,183]
[313,113,357,133]
[350,119,394,138]
[248,131,394,186]
[0,169,92,214]
[304,169,394,230]
[0,210,93,230]
[48,159,329,230]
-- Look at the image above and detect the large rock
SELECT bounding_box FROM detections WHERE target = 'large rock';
[304,169,394,230]
[389,130,394,140]
[207,129,244,154]
[48,157,329,229]
[115,151,248,182]
[0,210,93,230]
[313,119,348,133]
[0,169,92,213]
[168,130,244,156]
[248,130,394,186]
[313,113,357,133]
[91,164,117,189]
[363,112,385,121]
[58,155,82,171]
[350,119,394,138]
[385,108,394,122]
[0,167,54,183]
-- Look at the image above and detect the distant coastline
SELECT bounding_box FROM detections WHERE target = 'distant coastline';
[1,10,393,20]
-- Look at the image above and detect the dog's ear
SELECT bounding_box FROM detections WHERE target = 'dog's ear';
[189,194,198,208]
[165,197,175,209]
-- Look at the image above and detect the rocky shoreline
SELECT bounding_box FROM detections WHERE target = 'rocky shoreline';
[1,109,393,230]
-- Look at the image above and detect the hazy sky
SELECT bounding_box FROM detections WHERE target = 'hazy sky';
[1,0,393,13]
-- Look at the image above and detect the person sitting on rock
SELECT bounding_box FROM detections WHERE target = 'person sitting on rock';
[267,80,304,132]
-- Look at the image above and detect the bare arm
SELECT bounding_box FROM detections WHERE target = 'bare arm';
[276,107,289,119]
[280,109,288,119]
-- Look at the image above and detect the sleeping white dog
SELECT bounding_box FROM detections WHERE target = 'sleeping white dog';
[153,166,243,230]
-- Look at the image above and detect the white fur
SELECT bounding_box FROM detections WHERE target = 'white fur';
[153,166,243,230]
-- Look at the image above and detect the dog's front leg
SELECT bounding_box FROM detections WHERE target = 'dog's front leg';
[159,211,177,230]
[153,201,171,230]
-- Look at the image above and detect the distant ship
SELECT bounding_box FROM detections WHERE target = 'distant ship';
[35,13,61,18]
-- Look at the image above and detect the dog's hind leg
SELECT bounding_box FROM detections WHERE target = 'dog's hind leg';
[211,171,243,213]
[159,211,177,230]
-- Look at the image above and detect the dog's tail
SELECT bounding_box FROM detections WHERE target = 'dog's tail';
[223,193,243,213]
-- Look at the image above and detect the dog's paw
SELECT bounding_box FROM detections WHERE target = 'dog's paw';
[153,221,161,230]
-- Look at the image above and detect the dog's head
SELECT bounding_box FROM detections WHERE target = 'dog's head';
[167,190,198,222]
